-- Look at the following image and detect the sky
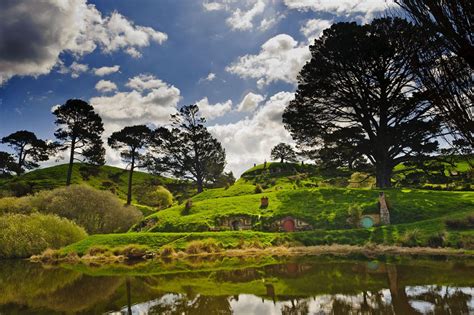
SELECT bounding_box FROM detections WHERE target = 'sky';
[0,0,397,177]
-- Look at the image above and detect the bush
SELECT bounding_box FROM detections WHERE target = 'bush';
[160,245,176,257]
[427,231,448,248]
[254,184,263,194]
[0,196,34,215]
[400,229,421,247]
[0,213,87,258]
[185,239,222,255]
[136,185,173,209]
[445,216,474,229]
[347,172,376,188]
[30,185,142,234]
[113,245,150,260]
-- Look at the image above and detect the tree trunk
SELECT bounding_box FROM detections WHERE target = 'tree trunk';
[127,152,135,205]
[375,161,392,188]
[66,138,75,186]
[280,157,284,163]
[196,176,203,194]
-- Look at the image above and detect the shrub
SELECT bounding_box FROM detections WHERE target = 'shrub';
[0,196,34,215]
[0,213,87,258]
[160,245,176,257]
[254,184,263,194]
[445,217,474,229]
[135,185,173,209]
[182,199,192,215]
[113,245,150,260]
[400,229,421,247]
[427,231,448,248]
[347,204,363,227]
[347,172,376,188]
[30,185,142,234]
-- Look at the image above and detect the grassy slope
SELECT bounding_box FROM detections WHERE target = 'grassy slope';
[0,163,193,205]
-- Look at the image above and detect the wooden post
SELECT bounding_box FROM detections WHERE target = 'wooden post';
[379,192,390,224]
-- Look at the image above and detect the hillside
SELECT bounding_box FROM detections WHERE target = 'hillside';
[0,163,194,203]
[136,165,473,233]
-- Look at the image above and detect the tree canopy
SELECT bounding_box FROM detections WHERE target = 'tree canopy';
[271,143,297,163]
[1,130,55,175]
[108,125,153,205]
[0,151,16,177]
[283,18,441,188]
[53,99,105,185]
[148,105,227,193]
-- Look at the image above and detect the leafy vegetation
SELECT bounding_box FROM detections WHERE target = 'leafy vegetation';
[0,213,87,258]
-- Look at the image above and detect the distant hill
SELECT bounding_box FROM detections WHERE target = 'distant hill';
[0,163,194,203]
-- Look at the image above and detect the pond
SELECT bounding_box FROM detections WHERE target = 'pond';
[0,255,473,314]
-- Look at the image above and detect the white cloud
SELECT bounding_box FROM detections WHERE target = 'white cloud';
[91,74,180,130]
[226,34,311,88]
[196,97,233,121]
[95,80,117,93]
[209,91,295,176]
[58,61,89,78]
[283,0,394,15]
[203,1,227,11]
[301,19,333,42]
[93,65,120,76]
[259,13,286,31]
[237,92,265,112]
[226,0,266,31]
[199,72,216,83]
[0,0,167,84]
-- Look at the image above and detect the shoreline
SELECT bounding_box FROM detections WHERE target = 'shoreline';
[31,244,474,265]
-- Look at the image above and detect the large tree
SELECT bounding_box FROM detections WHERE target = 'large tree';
[271,143,297,163]
[108,125,152,205]
[53,99,105,185]
[283,18,441,188]
[149,105,226,193]
[1,130,55,175]
[395,0,473,146]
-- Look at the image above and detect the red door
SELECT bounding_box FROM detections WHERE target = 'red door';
[282,219,295,232]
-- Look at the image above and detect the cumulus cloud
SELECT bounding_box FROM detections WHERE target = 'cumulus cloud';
[226,34,310,88]
[196,97,233,121]
[301,19,333,42]
[91,74,180,130]
[93,65,120,76]
[95,80,117,93]
[0,0,167,84]
[209,91,295,176]
[237,92,265,112]
[226,0,266,31]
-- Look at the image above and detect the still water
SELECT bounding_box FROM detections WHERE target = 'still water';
[0,255,473,314]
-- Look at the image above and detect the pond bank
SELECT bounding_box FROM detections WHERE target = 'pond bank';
[31,244,474,266]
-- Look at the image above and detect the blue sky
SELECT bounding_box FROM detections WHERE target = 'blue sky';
[0,0,395,176]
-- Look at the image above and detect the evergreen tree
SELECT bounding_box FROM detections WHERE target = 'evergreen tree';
[1,130,56,175]
[108,125,152,205]
[0,151,16,177]
[283,18,441,188]
[149,105,226,193]
[53,99,105,185]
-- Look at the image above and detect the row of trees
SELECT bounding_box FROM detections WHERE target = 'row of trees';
[283,8,472,188]
[0,100,227,203]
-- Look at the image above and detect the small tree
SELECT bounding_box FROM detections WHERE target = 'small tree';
[271,143,297,163]
[1,130,55,175]
[108,125,152,205]
[0,151,16,177]
[149,105,227,193]
[53,99,105,185]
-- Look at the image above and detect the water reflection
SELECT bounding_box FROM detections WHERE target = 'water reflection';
[0,257,472,314]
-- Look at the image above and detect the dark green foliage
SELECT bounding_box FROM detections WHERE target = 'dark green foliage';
[53,99,105,185]
[1,130,56,175]
[283,18,441,188]
[270,143,297,163]
[0,213,87,258]
[0,151,16,177]
[148,104,226,193]
[108,125,152,205]
[395,0,473,145]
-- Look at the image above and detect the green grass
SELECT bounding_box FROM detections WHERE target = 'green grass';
[0,163,194,204]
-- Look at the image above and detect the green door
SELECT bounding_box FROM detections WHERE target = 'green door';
[361,217,374,228]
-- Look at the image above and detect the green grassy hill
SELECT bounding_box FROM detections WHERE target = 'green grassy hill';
[0,163,194,204]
